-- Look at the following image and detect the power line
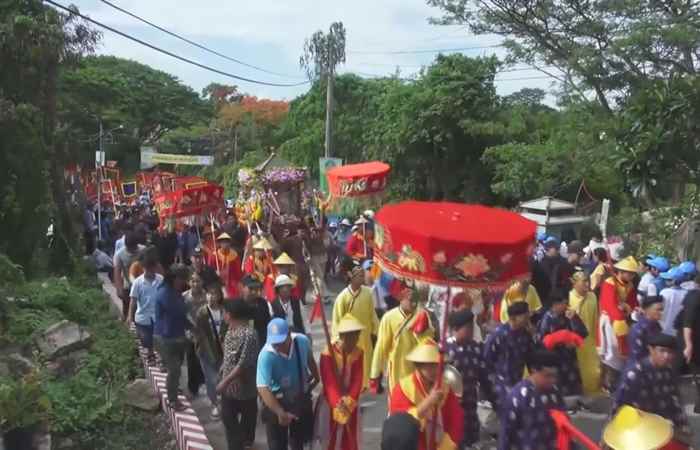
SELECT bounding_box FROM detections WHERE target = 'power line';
[97,0,303,80]
[351,61,556,73]
[348,44,503,55]
[44,0,309,88]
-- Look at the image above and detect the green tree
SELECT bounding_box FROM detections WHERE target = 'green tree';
[0,0,100,271]
[58,56,210,170]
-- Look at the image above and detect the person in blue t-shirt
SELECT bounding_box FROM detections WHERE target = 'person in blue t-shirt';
[256,318,319,450]
[155,263,191,411]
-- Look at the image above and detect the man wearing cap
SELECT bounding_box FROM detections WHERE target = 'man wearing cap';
[269,274,306,334]
[208,232,243,298]
[316,315,366,450]
[627,294,663,368]
[680,261,698,291]
[639,256,670,304]
[539,238,569,308]
[484,302,535,412]
[332,265,379,389]
[337,218,353,256]
[612,333,692,445]
[498,350,566,450]
[598,256,639,390]
[257,318,320,450]
[241,274,271,346]
[389,340,464,450]
[345,219,373,262]
[264,252,302,302]
[371,284,436,394]
[446,309,493,448]
[660,267,688,336]
[243,236,274,285]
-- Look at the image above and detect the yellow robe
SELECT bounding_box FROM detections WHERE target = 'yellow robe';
[569,289,601,395]
[499,284,543,323]
[370,306,435,393]
[332,285,379,389]
[590,263,606,291]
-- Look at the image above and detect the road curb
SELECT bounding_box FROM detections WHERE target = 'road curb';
[98,274,214,450]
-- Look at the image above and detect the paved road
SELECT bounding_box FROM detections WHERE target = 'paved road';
[187,278,700,450]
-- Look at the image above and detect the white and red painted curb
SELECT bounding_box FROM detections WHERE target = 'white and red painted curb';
[98,274,213,450]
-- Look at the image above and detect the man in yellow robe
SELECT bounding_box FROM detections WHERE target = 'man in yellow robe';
[332,266,379,389]
[568,270,601,395]
[499,278,543,323]
[370,283,435,393]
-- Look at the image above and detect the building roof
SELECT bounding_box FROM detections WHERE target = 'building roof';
[518,196,576,212]
[519,211,588,226]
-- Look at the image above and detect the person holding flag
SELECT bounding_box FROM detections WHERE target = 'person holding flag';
[207,232,243,298]
[371,282,435,395]
[332,265,379,389]
[315,314,366,450]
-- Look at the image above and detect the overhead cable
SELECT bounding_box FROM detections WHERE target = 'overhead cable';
[44,0,309,88]
[98,0,303,79]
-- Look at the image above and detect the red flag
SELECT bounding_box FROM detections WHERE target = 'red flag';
[309,295,323,324]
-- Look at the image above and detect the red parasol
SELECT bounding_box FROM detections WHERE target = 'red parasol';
[326,161,390,198]
[374,201,537,289]
[374,201,537,449]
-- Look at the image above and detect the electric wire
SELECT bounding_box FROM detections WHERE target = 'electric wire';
[97,0,303,79]
[44,0,310,88]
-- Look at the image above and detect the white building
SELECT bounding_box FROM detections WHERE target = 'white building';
[518,196,590,240]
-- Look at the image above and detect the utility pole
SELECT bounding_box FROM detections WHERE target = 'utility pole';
[97,118,103,242]
[324,43,334,158]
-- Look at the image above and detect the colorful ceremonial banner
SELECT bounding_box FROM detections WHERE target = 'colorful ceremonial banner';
[154,183,224,219]
[141,147,214,168]
[319,157,343,193]
[326,161,390,198]
[121,181,138,197]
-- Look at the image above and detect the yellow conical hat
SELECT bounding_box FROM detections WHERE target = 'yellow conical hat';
[602,405,672,450]
[406,340,440,363]
[614,256,640,273]
[216,232,232,241]
[336,314,366,334]
[253,237,273,250]
[273,252,295,265]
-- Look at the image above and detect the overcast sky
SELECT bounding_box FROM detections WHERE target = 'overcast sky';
[66,0,559,101]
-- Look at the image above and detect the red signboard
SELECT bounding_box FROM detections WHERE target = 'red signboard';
[154,183,224,219]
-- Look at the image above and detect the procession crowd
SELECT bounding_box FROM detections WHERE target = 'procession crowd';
[81,200,700,450]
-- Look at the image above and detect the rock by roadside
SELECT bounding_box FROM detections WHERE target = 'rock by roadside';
[124,378,161,412]
[34,320,91,359]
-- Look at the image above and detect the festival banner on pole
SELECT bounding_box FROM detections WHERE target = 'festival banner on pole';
[141,147,214,168]
[121,181,138,198]
[319,157,343,193]
[154,184,224,219]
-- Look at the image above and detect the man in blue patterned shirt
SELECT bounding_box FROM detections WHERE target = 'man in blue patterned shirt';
[446,309,493,448]
[612,333,692,446]
[499,350,566,450]
[483,301,535,413]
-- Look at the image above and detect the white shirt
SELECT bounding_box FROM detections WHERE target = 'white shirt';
[208,306,223,335]
[660,286,687,335]
[682,281,699,291]
[638,272,655,302]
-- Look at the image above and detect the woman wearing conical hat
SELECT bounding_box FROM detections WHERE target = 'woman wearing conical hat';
[388,339,464,450]
[315,315,366,450]
[598,256,639,391]
[263,252,302,302]
[243,236,274,286]
[207,232,243,298]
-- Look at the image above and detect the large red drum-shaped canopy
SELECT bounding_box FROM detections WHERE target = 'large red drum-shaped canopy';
[374,201,537,288]
[326,161,390,198]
